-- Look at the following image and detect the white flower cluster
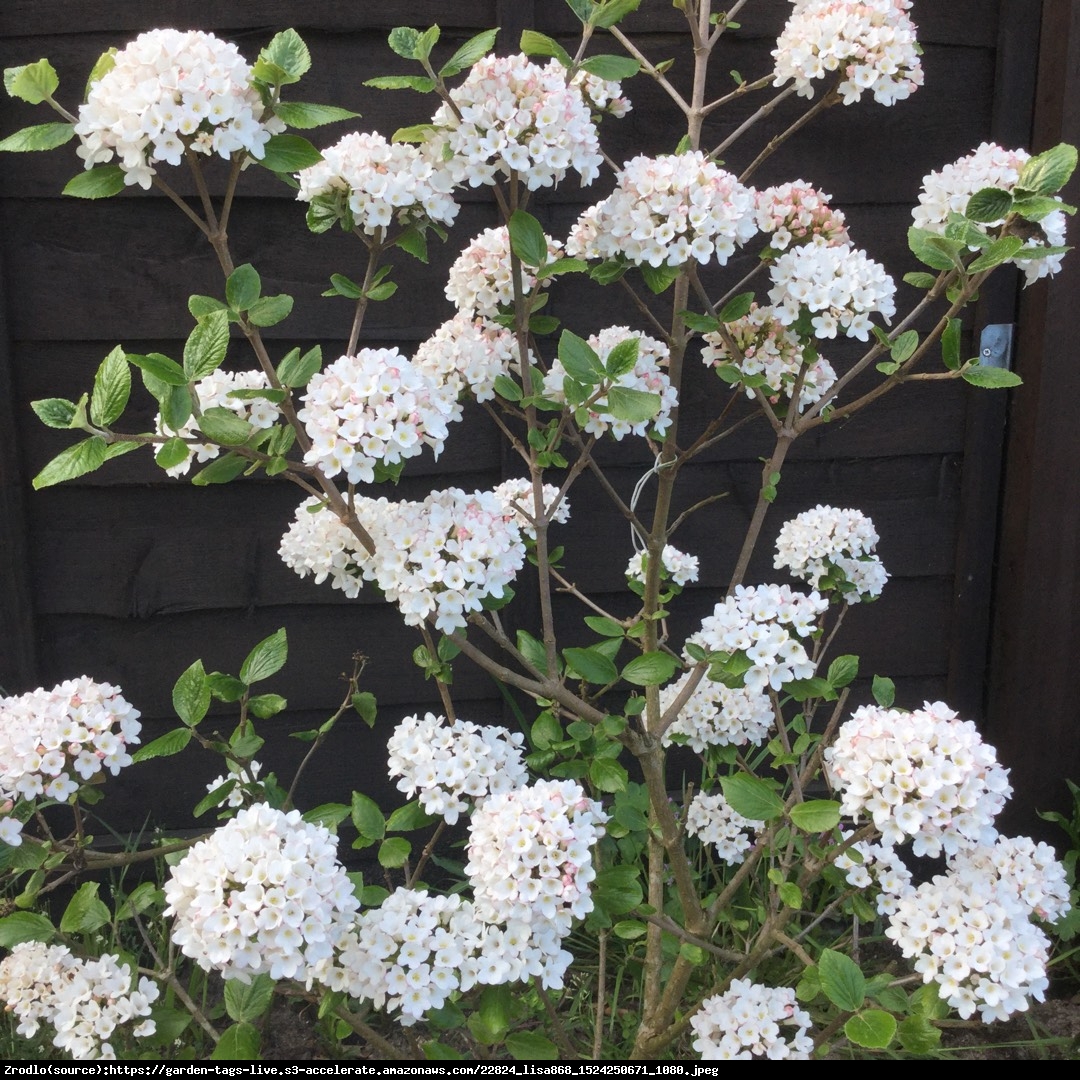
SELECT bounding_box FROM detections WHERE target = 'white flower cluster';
[755,181,849,250]
[492,478,570,538]
[768,236,896,341]
[0,678,141,847]
[279,489,525,633]
[833,836,912,915]
[824,702,1012,856]
[571,69,632,118]
[298,349,460,484]
[466,779,607,937]
[774,505,888,601]
[0,942,158,1060]
[687,585,829,695]
[445,226,563,319]
[700,303,838,410]
[205,760,263,811]
[691,979,814,1060]
[773,1,923,107]
[542,327,678,440]
[626,544,700,588]
[660,676,775,752]
[567,152,759,268]
[163,803,360,983]
[912,142,1068,284]
[387,712,528,825]
[156,369,279,477]
[885,839,1065,1022]
[414,313,520,403]
[295,131,457,234]
[685,791,764,865]
[432,55,604,189]
[74,29,283,189]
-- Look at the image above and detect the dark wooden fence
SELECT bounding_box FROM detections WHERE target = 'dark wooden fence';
[1,1,1075,831]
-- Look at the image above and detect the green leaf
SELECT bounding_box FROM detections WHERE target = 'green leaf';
[31,398,77,429]
[871,674,895,708]
[592,0,643,28]
[889,330,918,365]
[32,435,108,489]
[378,836,411,868]
[818,948,866,1012]
[386,801,437,832]
[85,48,118,98]
[132,727,192,763]
[0,912,55,948]
[208,673,247,702]
[589,757,628,793]
[303,803,351,830]
[273,102,360,128]
[5,59,59,104]
[605,337,640,380]
[777,881,802,909]
[845,1010,897,1050]
[388,27,422,59]
[963,365,1022,389]
[784,676,836,702]
[903,271,938,289]
[908,226,960,271]
[191,453,246,486]
[352,691,377,727]
[639,263,680,294]
[968,234,1024,273]
[940,317,962,372]
[509,209,549,268]
[128,351,187,386]
[506,1032,560,1060]
[0,122,74,152]
[278,344,322,388]
[965,186,1013,223]
[224,975,274,1023]
[173,659,210,727]
[897,1015,942,1054]
[493,373,523,402]
[60,881,111,934]
[1017,143,1077,196]
[364,74,437,92]
[258,134,322,173]
[558,330,604,383]
[226,264,261,312]
[564,647,618,684]
[612,919,647,940]
[193,779,237,818]
[351,792,385,841]
[439,29,500,78]
[197,407,254,446]
[788,799,841,833]
[367,281,397,302]
[327,273,363,299]
[392,123,438,144]
[115,882,162,922]
[211,1022,260,1061]
[584,615,624,638]
[240,628,287,685]
[827,654,859,688]
[63,165,125,199]
[720,774,783,822]
[606,385,661,424]
[519,30,573,67]
[681,311,720,333]
[579,55,640,80]
[593,866,643,916]
[248,693,287,719]
[718,291,755,323]
[255,29,311,85]
[247,294,294,327]
[1013,194,1075,221]
[184,310,230,381]
[424,1041,466,1060]
[621,651,678,687]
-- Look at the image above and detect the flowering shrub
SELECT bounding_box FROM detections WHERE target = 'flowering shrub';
[0,0,1076,1064]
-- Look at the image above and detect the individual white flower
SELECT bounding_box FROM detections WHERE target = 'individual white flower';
[542,327,678,440]
[824,701,1012,856]
[295,131,457,233]
[686,791,764,864]
[74,29,284,189]
[298,349,461,484]
[773,1,923,107]
[912,142,1069,284]
[774,505,888,601]
[691,979,814,1059]
[701,303,837,410]
[163,803,359,983]
[387,713,528,825]
[413,313,521,403]
[626,544,699,588]
[567,152,758,268]
[768,237,896,341]
[432,55,605,190]
[155,369,280,477]
[0,942,158,1060]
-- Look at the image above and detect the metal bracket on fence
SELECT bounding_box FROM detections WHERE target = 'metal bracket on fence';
[978,323,1015,370]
